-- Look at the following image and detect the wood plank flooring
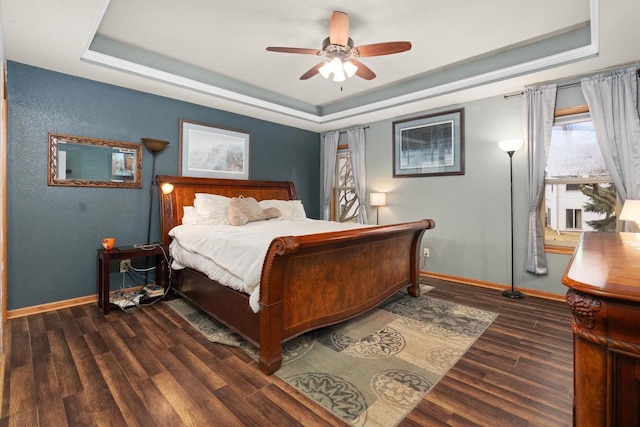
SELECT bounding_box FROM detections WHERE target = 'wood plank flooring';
[0,278,574,426]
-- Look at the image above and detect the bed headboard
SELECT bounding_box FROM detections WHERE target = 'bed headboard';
[156,175,297,244]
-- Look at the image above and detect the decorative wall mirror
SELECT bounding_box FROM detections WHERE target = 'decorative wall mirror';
[48,133,143,188]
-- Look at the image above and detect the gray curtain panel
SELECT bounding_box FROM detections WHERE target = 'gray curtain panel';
[581,67,640,231]
[322,131,339,220]
[523,84,557,275]
[347,127,368,224]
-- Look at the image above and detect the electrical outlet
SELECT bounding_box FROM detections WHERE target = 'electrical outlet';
[423,248,430,258]
[119,259,131,273]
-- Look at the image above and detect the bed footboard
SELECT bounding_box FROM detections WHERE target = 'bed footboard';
[257,218,435,374]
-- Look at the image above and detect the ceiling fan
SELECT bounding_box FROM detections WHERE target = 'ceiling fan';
[266,11,412,82]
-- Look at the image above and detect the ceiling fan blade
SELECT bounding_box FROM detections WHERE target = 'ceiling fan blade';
[352,60,376,80]
[266,47,321,55]
[300,62,324,80]
[329,11,349,46]
[355,41,412,57]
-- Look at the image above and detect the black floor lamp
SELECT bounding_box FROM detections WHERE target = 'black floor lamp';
[141,138,170,285]
[498,139,524,299]
[141,138,170,245]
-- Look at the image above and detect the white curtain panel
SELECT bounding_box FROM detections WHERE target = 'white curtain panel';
[523,84,557,275]
[347,127,368,224]
[581,67,640,231]
[322,131,339,220]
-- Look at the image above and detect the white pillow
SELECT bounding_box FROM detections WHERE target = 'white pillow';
[194,193,231,224]
[258,199,306,221]
[182,206,225,225]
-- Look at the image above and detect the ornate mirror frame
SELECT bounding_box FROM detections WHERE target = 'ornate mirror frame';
[48,133,143,188]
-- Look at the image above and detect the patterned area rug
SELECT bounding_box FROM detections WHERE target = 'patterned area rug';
[165,287,497,426]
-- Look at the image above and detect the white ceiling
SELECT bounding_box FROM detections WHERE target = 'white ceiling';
[1,0,639,132]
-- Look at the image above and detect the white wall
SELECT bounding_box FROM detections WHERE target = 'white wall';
[325,74,638,297]
[364,94,572,295]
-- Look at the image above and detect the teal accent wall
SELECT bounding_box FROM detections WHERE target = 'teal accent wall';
[7,61,320,310]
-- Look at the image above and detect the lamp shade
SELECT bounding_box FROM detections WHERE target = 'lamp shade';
[319,62,332,79]
[498,139,524,153]
[160,182,175,195]
[620,200,640,223]
[343,61,358,78]
[370,192,387,207]
[141,138,170,153]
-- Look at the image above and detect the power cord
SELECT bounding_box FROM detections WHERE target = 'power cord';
[420,254,428,270]
[133,242,165,250]
[112,243,173,313]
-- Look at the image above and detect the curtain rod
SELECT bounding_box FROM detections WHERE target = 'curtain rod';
[338,126,369,135]
[504,68,640,100]
[503,81,581,100]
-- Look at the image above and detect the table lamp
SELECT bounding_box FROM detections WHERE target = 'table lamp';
[370,192,387,225]
[620,199,640,229]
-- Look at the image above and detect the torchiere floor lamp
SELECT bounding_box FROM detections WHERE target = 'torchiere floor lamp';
[498,139,524,299]
[141,138,170,284]
[141,138,170,245]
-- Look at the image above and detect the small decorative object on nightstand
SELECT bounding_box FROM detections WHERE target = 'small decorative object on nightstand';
[97,244,168,315]
[101,237,116,250]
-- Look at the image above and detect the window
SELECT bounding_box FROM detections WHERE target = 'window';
[565,209,582,229]
[544,108,616,248]
[332,148,360,222]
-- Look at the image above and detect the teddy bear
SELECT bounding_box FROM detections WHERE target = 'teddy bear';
[227,196,281,226]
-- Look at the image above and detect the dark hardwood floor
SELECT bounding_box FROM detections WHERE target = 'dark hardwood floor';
[0,278,574,426]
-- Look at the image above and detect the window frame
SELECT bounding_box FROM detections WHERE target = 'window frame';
[543,105,617,254]
[565,208,582,230]
[330,144,360,222]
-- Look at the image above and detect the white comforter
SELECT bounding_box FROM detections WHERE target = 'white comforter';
[169,219,368,312]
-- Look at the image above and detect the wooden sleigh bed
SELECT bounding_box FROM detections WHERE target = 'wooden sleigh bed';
[157,175,436,375]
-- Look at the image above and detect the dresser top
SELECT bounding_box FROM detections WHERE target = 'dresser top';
[562,232,640,302]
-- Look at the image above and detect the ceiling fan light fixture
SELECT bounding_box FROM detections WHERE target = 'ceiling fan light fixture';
[343,60,358,78]
[328,58,342,72]
[320,57,348,82]
[319,61,332,79]
[333,66,346,82]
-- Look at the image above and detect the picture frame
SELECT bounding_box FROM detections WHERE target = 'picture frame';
[392,108,465,177]
[179,119,250,179]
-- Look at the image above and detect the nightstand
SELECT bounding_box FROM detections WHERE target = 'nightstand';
[97,244,169,315]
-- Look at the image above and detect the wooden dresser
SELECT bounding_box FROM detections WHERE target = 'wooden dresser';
[562,232,640,427]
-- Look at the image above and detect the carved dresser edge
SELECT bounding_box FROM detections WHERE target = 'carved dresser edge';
[566,288,601,330]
